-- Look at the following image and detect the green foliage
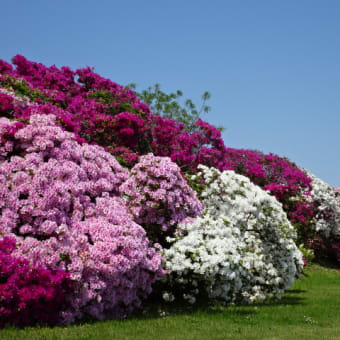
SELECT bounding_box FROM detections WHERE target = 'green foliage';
[0,75,50,103]
[299,245,315,264]
[184,172,207,201]
[127,83,224,132]
[89,90,116,105]
[89,90,142,116]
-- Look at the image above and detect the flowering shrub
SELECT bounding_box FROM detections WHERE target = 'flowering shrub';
[0,55,336,264]
[298,171,340,261]
[0,114,164,324]
[162,166,303,305]
[120,153,203,245]
[224,149,314,221]
[221,148,326,255]
[0,56,317,240]
[0,55,228,172]
[0,237,72,328]
[304,170,340,238]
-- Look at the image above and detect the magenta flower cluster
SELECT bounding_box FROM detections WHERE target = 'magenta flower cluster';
[0,237,72,327]
[0,55,228,171]
[0,92,14,117]
[120,153,204,244]
[0,114,164,324]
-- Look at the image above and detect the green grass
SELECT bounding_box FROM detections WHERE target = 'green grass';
[1,263,339,340]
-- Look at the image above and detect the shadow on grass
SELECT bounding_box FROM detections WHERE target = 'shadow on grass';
[313,257,340,271]
[286,289,307,294]
[253,295,306,308]
[127,287,307,321]
[18,286,307,330]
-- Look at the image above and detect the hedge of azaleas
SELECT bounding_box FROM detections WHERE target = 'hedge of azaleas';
[0,56,325,249]
[0,56,339,328]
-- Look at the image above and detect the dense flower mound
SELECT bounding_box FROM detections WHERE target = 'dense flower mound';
[162,166,303,305]
[0,237,72,327]
[0,114,164,324]
[297,171,340,261]
[0,55,228,172]
[304,170,340,238]
[224,148,314,224]
[120,153,204,245]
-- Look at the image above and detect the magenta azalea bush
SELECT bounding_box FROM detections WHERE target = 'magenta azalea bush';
[0,55,228,172]
[0,237,72,327]
[0,114,164,324]
[120,153,204,245]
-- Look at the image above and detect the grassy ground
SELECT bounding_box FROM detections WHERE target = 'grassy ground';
[1,263,339,340]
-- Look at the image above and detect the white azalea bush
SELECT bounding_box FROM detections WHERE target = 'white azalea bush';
[162,166,304,305]
[303,170,340,238]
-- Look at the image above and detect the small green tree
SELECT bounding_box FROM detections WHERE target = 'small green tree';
[127,83,224,132]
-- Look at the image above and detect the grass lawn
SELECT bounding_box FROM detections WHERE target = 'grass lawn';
[1,263,339,340]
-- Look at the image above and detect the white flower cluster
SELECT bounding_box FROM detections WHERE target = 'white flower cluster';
[163,166,303,304]
[304,169,340,238]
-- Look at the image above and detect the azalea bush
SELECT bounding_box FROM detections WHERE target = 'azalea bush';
[162,166,304,305]
[120,153,203,245]
[0,55,228,171]
[0,114,164,324]
[305,170,340,238]
[0,237,72,328]
[224,149,314,223]
[300,171,340,261]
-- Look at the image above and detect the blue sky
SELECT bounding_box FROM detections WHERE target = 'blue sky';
[1,0,339,186]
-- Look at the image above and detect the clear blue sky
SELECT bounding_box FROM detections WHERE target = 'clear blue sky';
[1,0,339,186]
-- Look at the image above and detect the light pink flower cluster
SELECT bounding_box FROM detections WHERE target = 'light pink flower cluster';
[0,114,164,323]
[0,87,32,108]
[120,153,204,245]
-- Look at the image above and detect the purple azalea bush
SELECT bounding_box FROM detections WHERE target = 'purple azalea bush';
[120,153,204,245]
[0,114,164,324]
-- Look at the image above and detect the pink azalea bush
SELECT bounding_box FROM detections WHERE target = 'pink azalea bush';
[120,153,204,245]
[0,237,72,328]
[0,114,164,324]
